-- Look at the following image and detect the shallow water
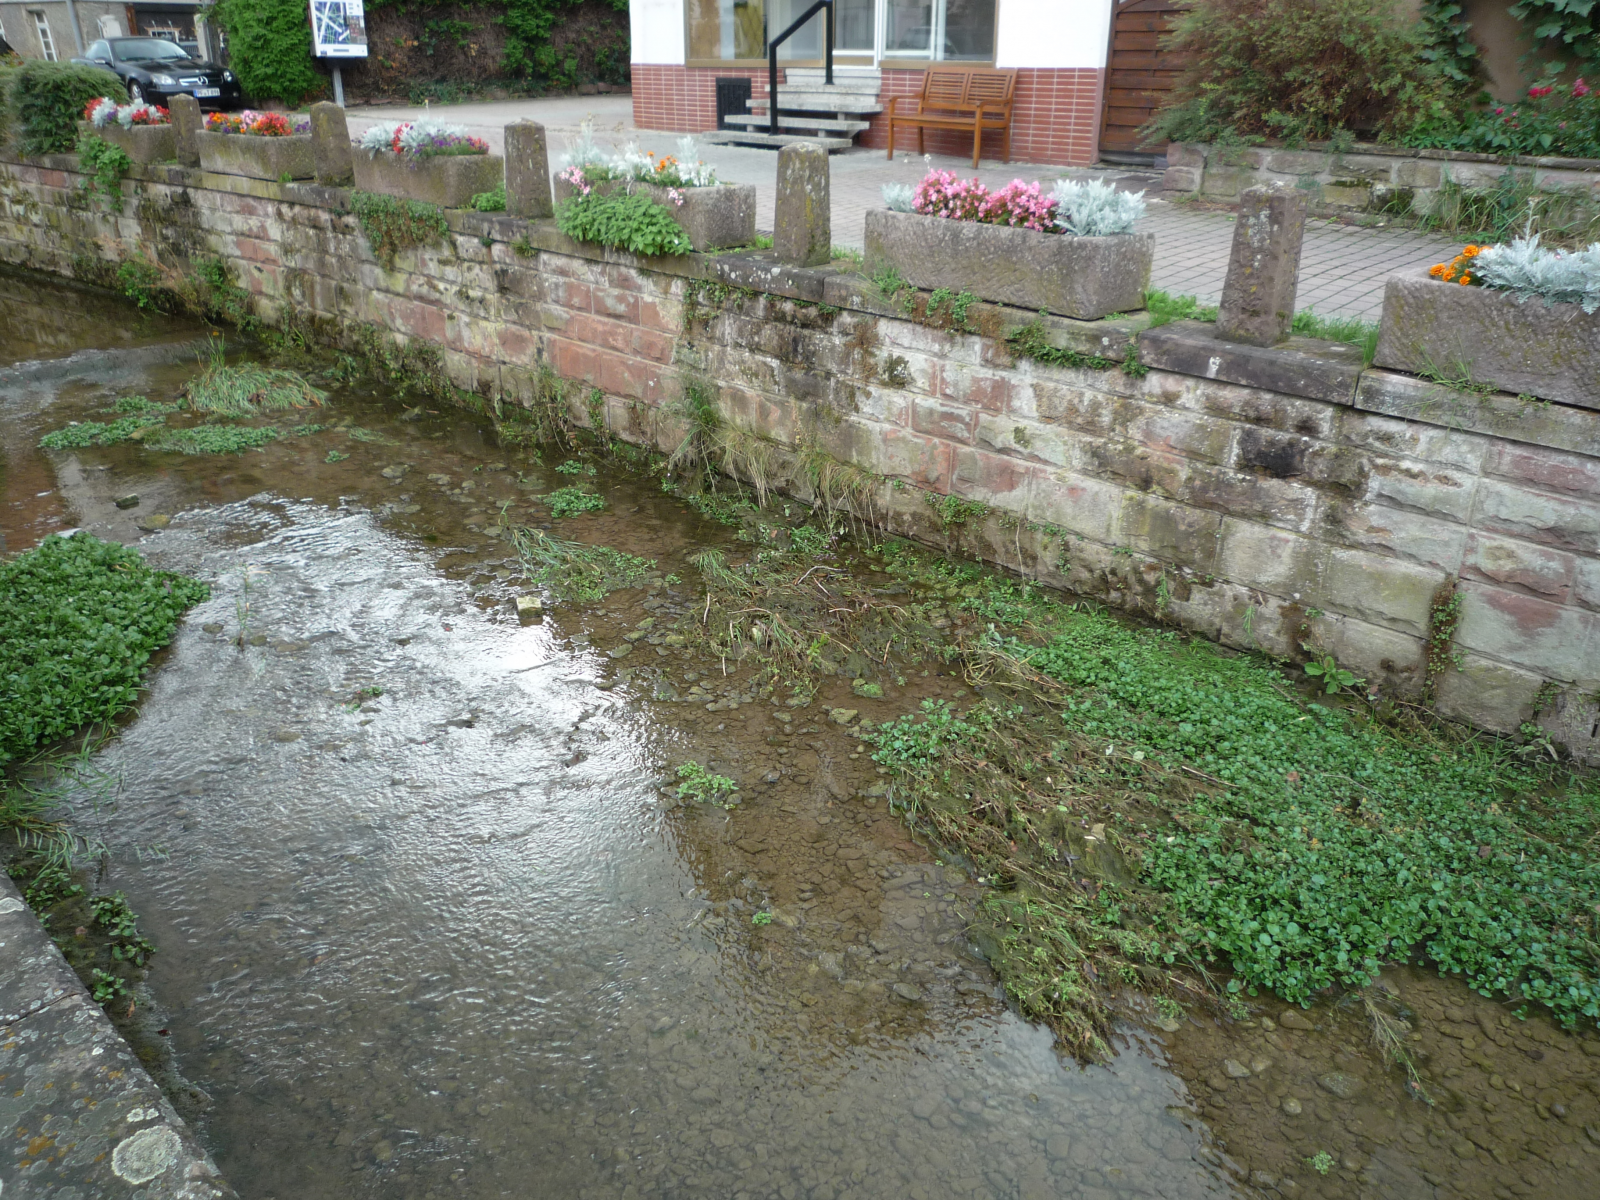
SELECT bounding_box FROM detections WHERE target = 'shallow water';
[6,269,1600,1200]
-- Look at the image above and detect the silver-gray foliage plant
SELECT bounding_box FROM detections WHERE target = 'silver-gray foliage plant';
[1051,179,1146,237]
[882,183,915,212]
[1472,236,1600,314]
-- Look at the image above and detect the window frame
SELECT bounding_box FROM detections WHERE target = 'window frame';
[682,0,998,70]
[29,10,57,62]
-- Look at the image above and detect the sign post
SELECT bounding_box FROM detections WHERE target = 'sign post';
[309,0,368,108]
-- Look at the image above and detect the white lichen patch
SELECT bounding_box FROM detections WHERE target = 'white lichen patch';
[125,1106,160,1123]
[0,896,24,914]
[112,1124,182,1184]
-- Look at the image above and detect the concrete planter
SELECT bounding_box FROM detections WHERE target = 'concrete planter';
[76,120,175,163]
[863,209,1154,320]
[352,148,505,208]
[1374,268,1600,409]
[196,130,314,181]
[553,176,756,252]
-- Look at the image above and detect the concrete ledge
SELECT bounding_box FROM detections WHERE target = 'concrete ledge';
[1353,369,1600,458]
[0,874,236,1197]
[1138,321,1365,404]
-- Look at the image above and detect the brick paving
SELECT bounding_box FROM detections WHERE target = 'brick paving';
[346,95,1464,322]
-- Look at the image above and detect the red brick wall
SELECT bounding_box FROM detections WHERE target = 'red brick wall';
[633,65,1105,167]
[859,68,1104,167]
[631,65,777,134]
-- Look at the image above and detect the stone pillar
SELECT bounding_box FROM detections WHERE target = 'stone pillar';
[309,101,353,186]
[505,120,553,218]
[170,93,201,168]
[1215,187,1308,347]
[774,142,830,268]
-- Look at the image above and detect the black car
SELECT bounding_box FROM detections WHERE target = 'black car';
[73,37,242,111]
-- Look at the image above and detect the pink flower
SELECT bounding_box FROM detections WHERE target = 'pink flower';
[1574,78,1592,98]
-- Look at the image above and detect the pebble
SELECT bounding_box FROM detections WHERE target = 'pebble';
[607,644,632,659]
[829,708,859,725]
[514,595,542,616]
[891,982,923,1002]
[114,494,140,509]
[1278,1009,1315,1030]
[1315,1071,1364,1100]
[1281,1097,1302,1116]
[274,729,302,743]
[380,465,408,480]
[136,513,170,531]
[1222,1059,1251,1078]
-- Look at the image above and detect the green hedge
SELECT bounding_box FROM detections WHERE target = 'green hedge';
[13,61,126,156]
[212,0,322,103]
[0,60,23,149]
[0,533,209,766]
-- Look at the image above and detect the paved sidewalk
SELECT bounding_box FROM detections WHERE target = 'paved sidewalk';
[346,96,1463,321]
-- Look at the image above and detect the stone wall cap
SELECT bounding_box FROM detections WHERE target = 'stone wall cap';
[1139,320,1364,405]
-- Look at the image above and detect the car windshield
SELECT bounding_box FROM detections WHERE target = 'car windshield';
[112,39,189,62]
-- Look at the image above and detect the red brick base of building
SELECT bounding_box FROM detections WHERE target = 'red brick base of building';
[631,64,1105,168]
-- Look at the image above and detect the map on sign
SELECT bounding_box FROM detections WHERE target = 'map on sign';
[310,0,369,58]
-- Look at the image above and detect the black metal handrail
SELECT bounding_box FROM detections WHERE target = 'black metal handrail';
[767,0,834,135]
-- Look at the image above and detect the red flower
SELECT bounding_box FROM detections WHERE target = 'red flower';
[1575,78,1592,98]
[1528,84,1555,99]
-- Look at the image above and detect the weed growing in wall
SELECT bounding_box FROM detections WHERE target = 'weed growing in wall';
[76,135,131,212]
[351,191,451,266]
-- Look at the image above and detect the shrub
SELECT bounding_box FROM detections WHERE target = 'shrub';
[14,61,127,155]
[881,182,914,212]
[1454,236,1600,312]
[1051,179,1146,236]
[555,190,693,257]
[470,184,507,212]
[211,0,322,103]
[1407,78,1600,160]
[0,533,209,765]
[1147,0,1450,144]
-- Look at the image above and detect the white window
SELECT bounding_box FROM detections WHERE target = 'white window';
[30,10,57,61]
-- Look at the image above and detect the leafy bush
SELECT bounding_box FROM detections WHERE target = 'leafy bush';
[0,533,209,765]
[14,61,127,155]
[0,60,23,147]
[1407,78,1600,159]
[1511,0,1600,74]
[1148,0,1450,144]
[555,190,693,257]
[470,184,507,212]
[211,0,322,103]
[882,182,914,212]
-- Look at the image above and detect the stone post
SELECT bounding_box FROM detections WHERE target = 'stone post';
[309,101,353,186]
[170,93,201,168]
[774,142,830,268]
[505,120,553,218]
[1215,187,1308,347]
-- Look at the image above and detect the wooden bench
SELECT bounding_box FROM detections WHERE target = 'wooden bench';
[884,68,1018,167]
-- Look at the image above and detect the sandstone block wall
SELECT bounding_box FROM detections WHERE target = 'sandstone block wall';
[1,153,1595,758]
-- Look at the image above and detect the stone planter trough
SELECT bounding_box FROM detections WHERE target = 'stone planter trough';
[76,121,175,163]
[1373,268,1600,410]
[352,148,505,208]
[196,130,314,181]
[553,177,756,252]
[863,209,1154,320]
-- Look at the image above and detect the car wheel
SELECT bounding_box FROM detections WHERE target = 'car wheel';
[128,81,144,103]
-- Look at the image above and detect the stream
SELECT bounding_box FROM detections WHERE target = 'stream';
[4,267,1598,1200]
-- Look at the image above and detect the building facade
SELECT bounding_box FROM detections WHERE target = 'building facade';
[630,0,1116,167]
[0,1,216,63]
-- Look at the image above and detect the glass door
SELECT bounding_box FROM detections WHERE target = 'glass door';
[834,0,875,53]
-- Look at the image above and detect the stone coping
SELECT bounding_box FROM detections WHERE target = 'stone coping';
[1169,139,1600,173]
[3,149,1596,459]
[0,872,236,1197]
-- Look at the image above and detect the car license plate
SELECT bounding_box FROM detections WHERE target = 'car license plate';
[194,87,220,98]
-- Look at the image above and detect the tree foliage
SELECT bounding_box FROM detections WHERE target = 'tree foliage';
[211,0,323,103]
[13,61,127,155]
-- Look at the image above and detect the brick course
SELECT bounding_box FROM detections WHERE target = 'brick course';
[1,153,1596,754]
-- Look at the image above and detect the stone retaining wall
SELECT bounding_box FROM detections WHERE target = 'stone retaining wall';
[1,152,1596,759]
[1163,140,1600,218]
[0,872,235,1197]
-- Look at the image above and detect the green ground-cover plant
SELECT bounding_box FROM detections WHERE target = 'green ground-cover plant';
[866,578,1600,1042]
[675,760,738,805]
[351,191,451,266]
[544,486,606,518]
[145,425,286,454]
[14,61,127,155]
[0,534,209,765]
[471,183,507,212]
[1146,0,1452,145]
[555,190,693,257]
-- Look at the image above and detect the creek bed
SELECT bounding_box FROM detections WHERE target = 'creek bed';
[4,269,1599,1200]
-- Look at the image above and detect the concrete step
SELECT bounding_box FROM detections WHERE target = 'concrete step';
[750,91,885,115]
[723,113,872,134]
[700,130,857,152]
[784,66,881,90]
